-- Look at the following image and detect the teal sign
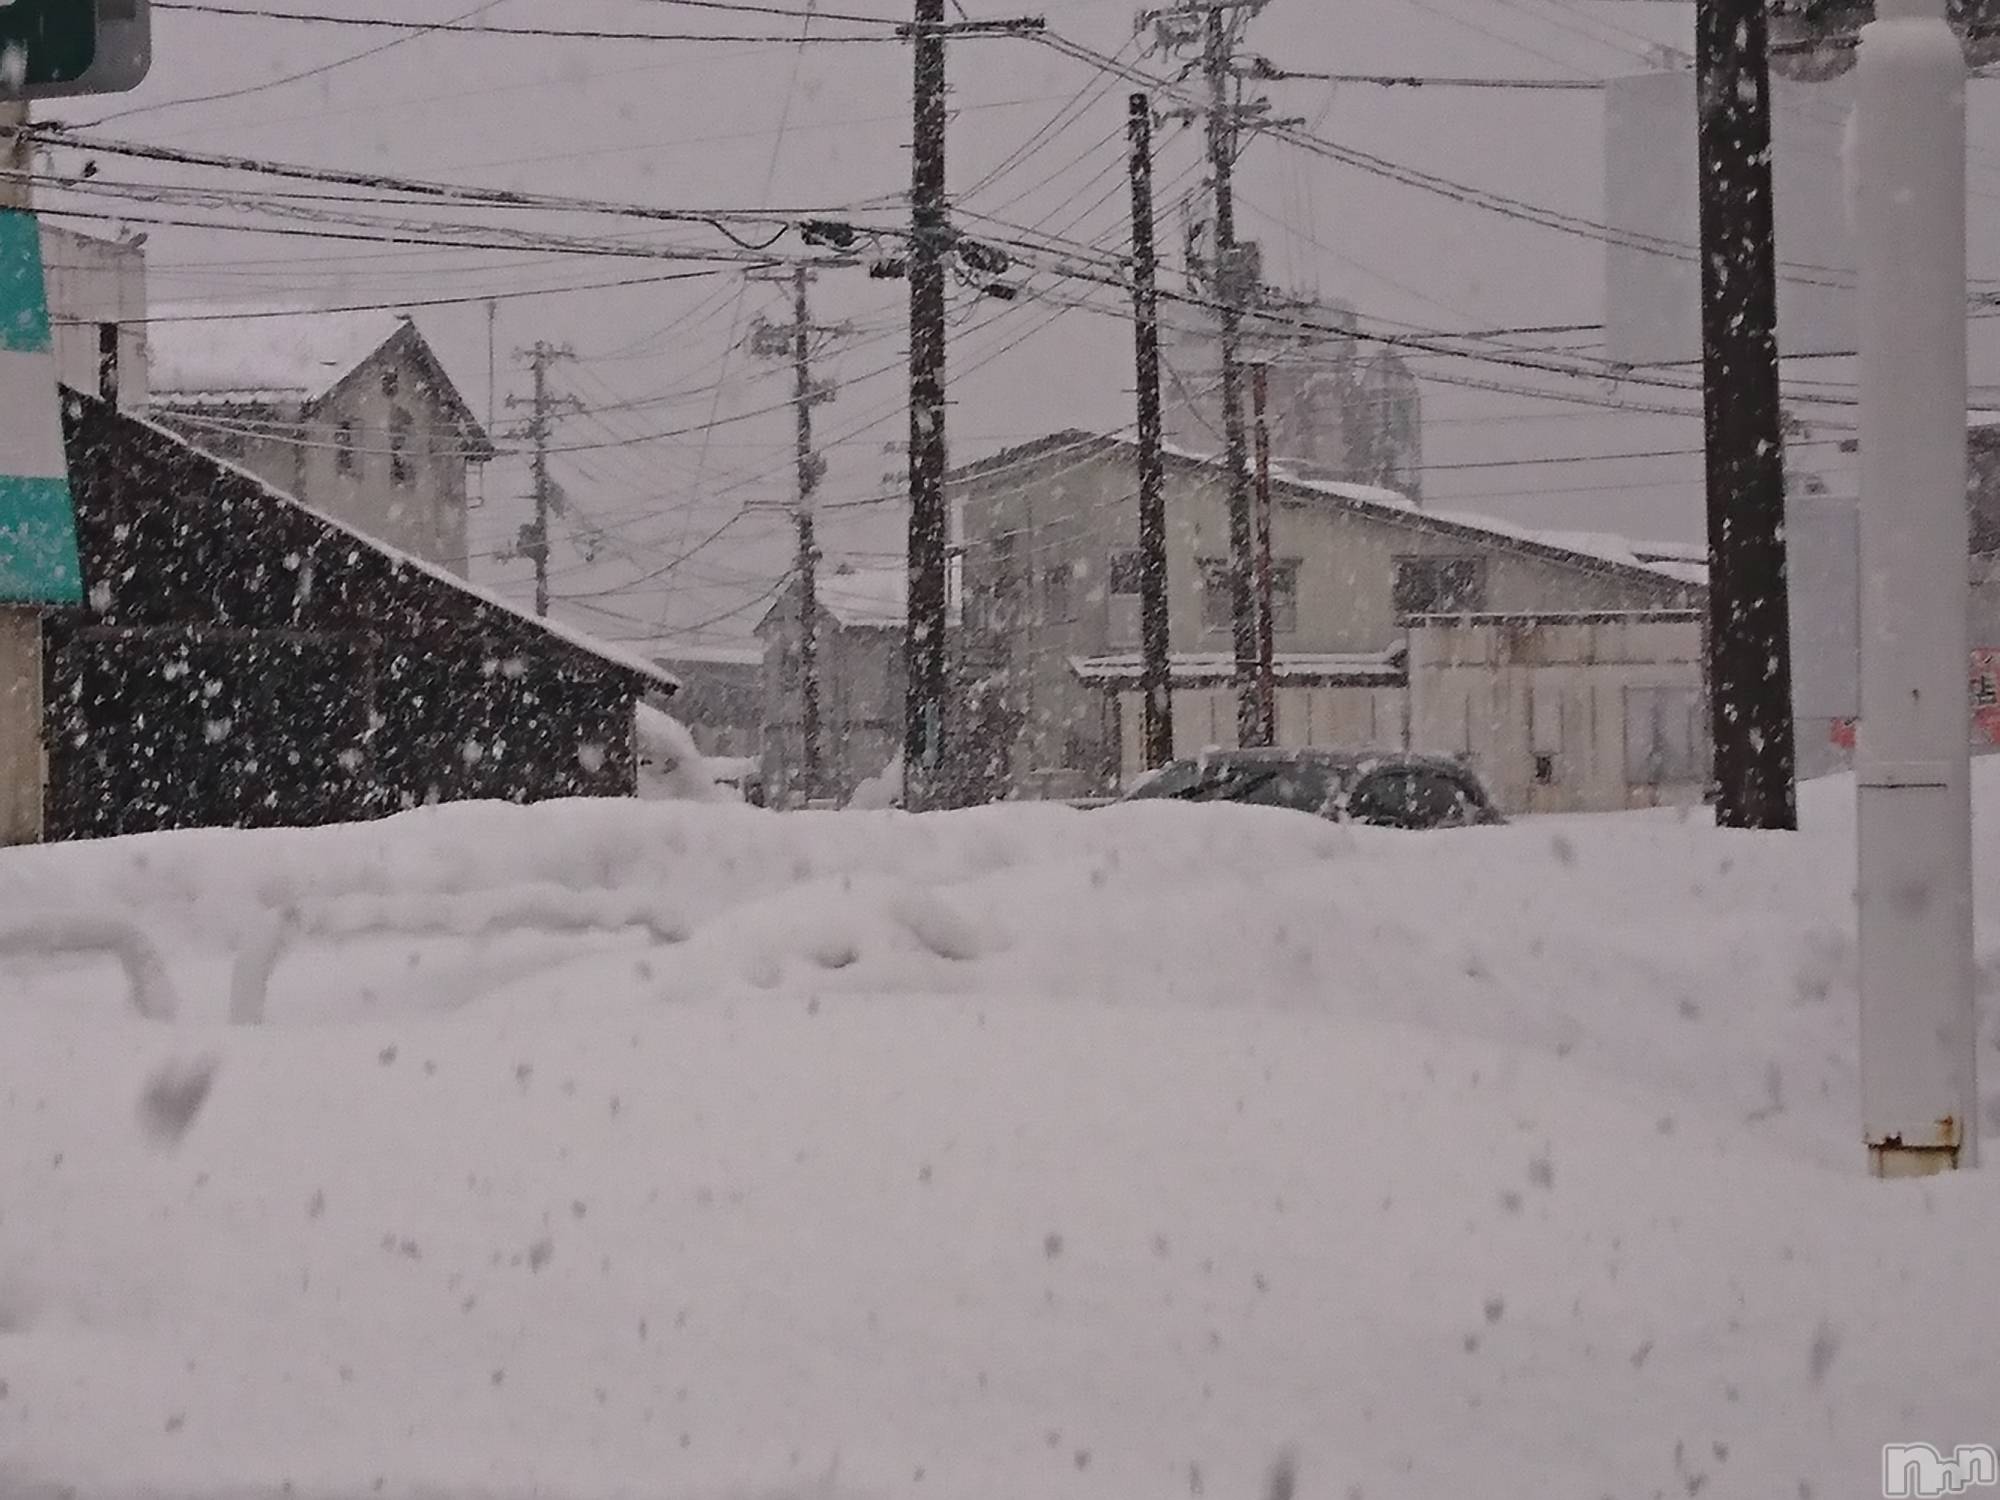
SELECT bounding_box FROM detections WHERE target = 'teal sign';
[0,210,81,606]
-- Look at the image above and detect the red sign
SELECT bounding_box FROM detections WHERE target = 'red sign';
[1976,648,2000,747]
[1830,648,2000,748]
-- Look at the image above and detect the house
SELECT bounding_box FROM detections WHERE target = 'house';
[6,390,677,844]
[757,564,908,807]
[951,431,1711,814]
[146,307,492,574]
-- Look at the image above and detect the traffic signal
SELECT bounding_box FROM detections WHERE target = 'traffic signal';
[0,0,97,89]
[1,0,151,100]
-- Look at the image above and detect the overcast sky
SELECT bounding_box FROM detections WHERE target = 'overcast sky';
[31,0,2000,651]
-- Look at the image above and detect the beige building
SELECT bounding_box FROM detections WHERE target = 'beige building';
[951,432,1711,813]
[147,309,491,573]
[757,564,910,806]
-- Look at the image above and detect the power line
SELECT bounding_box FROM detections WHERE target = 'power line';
[149,2,913,44]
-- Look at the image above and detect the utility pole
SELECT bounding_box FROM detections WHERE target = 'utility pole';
[507,342,577,618]
[1252,361,1276,745]
[1128,92,1174,770]
[1694,0,1798,829]
[749,264,852,806]
[905,0,951,810]
[1853,0,1977,1176]
[1204,3,1262,750]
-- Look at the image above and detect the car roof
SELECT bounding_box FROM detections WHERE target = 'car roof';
[1172,748,1474,774]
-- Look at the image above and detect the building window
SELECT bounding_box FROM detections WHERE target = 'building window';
[335,420,357,475]
[1625,686,1705,786]
[1393,555,1487,617]
[1042,564,1072,623]
[389,408,413,487]
[1198,557,1300,634]
[97,322,119,404]
[1109,550,1144,596]
[381,368,400,398]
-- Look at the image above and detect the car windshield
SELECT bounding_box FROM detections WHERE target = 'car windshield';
[1127,757,1345,813]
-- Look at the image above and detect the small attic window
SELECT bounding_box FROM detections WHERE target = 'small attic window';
[381,368,400,398]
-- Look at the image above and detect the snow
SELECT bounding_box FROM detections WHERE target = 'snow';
[146,305,410,402]
[816,565,910,630]
[1,769,1997,1499]
[633,704,731,804]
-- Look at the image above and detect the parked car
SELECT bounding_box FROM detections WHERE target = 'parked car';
[1117,748,1505,829]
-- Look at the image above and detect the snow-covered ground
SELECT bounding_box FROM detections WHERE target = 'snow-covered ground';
[2,771,1997,1500]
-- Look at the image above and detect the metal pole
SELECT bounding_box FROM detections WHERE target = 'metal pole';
[1128,92,1174,770]
[1204,4,1260,750]
[1252,361,1276,746]
[905,0,951,808]
[0,100,44,847]
[792,265,823,803]
[1855,0,1977,1177]
[1694,0,1798,829]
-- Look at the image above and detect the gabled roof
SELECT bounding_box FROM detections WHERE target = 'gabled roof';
[950,430,1708,595]
[147,306,494,456]
[60,388,676,697]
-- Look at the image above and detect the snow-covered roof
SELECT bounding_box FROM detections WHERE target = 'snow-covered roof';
[1072,650,1407,687]
[653,643,764,668]
[954,431,1708,594]
[147,305,411,403]
[816,565,908,629]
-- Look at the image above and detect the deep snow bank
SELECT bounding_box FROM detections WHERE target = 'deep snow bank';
[0,768,1995,1499]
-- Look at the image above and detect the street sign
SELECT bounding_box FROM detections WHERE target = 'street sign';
[4,0,152,101]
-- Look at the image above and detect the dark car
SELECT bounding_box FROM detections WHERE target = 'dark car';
[1117,748,1505,829]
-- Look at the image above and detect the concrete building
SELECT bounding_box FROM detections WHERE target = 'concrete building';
[40,225,148,412]
[951,431,1709,813]
[147,308,492,573]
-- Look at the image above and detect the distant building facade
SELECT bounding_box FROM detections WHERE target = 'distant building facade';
[147,310,491,574]
[652,647,765,761]
[757,565,910,807]
[951,432,1710,813]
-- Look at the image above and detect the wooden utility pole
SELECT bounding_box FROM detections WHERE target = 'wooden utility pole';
[905,0,951,809]
[507,342,577,618]
[1203,3,1261,750]
[1128,92,1174,770]
[1252,362,1277,746]
[749,264,852,803]
[791,267,825,803]
[1694,0,1798,829]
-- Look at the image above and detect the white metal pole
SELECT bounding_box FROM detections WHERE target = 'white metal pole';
[1854,0,1979,1176]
